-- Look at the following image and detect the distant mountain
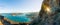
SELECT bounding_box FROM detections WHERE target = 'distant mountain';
[25,12,39,19]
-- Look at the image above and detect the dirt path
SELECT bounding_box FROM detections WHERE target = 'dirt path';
[0,21,3,25]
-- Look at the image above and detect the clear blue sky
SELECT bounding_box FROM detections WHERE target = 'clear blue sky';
[0,0,43,13]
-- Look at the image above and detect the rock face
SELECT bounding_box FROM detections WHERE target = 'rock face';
[30,0,60,25]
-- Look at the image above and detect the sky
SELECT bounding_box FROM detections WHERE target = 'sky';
[0,0,43,13]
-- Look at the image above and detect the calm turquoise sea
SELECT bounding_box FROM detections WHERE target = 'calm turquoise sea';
[1,13,31,23]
